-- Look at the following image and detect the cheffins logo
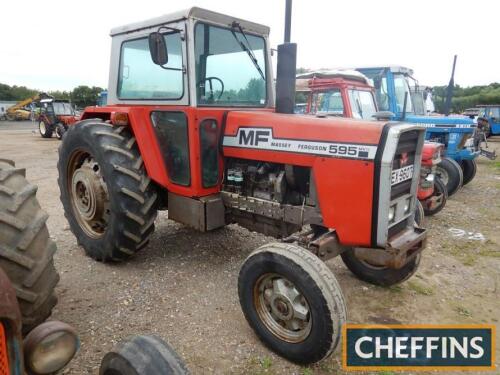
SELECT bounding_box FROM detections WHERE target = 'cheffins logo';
[343,324,495,371]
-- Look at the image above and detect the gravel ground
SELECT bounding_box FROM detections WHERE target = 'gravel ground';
[1,120,499,374]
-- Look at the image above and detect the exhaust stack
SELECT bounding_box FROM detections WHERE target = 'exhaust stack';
[275,0,297,114]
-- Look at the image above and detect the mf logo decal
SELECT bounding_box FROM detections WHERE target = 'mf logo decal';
[223,127,378,160]
[343,324,496,371]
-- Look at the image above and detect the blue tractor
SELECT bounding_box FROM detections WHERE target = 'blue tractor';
[356,65,483,196]
[477,105,500,137]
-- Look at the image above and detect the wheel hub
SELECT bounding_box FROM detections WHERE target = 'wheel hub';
[255,274,311,342]
[69,156,109,238]
[436,166,449,185]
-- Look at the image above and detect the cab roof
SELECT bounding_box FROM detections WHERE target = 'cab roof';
[110,7,270,36]
[355,66,414,76]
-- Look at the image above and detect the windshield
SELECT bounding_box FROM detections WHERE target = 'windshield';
[310,89,344,115]
[52,102,74,115]
[393,74,413,114]
[195,22,267,106]
[348,90,377,119]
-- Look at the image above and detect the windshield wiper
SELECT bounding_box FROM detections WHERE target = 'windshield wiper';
[230,22,265,81]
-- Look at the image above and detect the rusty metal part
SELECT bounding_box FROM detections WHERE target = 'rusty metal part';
[68,152,109,239]
[0,268,23,374]
[354,227,427,269]
[253,273,311,343]
[221,191,323,226]
[308,230,348,260]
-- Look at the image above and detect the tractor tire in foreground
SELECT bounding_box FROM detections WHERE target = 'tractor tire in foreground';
[38,121,53,138]
[0,159,59,333]
[57,120,158,261]
[423,176,447,216]
[238,243,346,365]
[99,335,189,375]
[435,157,463,197]
[460,159,477,186]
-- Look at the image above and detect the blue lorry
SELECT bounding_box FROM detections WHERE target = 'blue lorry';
[356,66,481,196]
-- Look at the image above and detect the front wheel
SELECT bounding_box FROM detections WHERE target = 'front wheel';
[38,121,53,138]
[422,176,447,216]
[460,159,477,186]
[341,249,421,287]
[57,120,158,261]
[55,123,67,140]
[238,243,346,365]
[435,157,463,196]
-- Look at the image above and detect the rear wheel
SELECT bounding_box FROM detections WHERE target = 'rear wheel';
[38,121,53,138]
[57,120,158,261]
[99,335,189,375]
[422,176,447,216]
[460,159,477,186]
[435,157,463,196]
[238,243,346,365]
[0,159,59,333]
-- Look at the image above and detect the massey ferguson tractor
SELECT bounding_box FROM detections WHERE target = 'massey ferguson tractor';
[298,70,447,216]
[37,98,79,140]
[57,5,427,364]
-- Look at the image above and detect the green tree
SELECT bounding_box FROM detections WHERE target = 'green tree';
[70,85,104,107]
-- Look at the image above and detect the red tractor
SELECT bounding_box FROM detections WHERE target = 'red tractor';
[37,98,79,140]
[299,70,447,217]
[57,6,427,364]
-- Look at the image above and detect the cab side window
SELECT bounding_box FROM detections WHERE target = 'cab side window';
[118,33,184,100]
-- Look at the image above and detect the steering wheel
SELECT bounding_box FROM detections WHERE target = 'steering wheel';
[198,77,224,102]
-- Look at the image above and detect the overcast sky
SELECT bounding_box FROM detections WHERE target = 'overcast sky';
[1,0,497,91]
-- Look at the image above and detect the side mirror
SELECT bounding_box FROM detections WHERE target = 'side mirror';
[148,32,168,66]
[372,111,395,121]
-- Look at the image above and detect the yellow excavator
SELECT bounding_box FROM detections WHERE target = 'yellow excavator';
[5,93,50,121]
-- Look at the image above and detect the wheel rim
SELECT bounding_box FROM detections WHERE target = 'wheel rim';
[67,150,110,239]
[254,273,312,343]
[435,166,449,186]
[39,122,46,135]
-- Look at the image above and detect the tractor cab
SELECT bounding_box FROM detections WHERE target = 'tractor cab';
[297,70,377,119]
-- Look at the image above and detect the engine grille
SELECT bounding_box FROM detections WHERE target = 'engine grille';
[0,324,9,375]
[391,130,419,200]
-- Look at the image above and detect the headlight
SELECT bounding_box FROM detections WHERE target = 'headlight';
[24,321,79,374]
[388,205,396,222]
[404,197,412,214]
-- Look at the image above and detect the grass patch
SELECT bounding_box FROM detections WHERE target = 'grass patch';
[260,356,273,370]
[388,285,403,293]
[301,368,314,375]
[455,306,472,317]
[440,239,500,266]
[407,281,434,296]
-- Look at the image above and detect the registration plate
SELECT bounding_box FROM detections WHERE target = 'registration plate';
[391,165,414,185]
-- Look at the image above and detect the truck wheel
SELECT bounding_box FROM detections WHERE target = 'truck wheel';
[341,249,421,287]
[435,157,463,196]
[422,176,447,216]
[238,243,346,365]
[38,121,53,138]
[99,335,189,375]
[57,120,158,261]
[0,159,59,333]
[414,200,425,226]
[460,159,477,186]
[55,124,66,140]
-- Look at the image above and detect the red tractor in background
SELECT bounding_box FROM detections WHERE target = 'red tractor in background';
[297,70,447,217]
[57,5,428,365]
[37,98,79,140]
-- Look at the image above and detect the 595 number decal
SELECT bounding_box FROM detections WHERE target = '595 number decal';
[329,145,359,156]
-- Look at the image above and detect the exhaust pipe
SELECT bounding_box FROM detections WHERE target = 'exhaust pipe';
[275,0,297,114]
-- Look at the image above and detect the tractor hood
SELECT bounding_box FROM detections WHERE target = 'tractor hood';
[223,111,386,161]
[405,114,476,128]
